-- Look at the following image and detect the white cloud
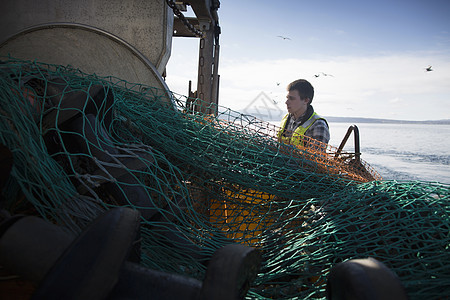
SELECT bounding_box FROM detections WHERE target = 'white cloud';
[166,51,450,121]
[389,97,403,104]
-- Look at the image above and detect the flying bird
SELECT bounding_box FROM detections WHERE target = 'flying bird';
[277,35,291,40]
[314,72,334,78]
[425,66,433,72]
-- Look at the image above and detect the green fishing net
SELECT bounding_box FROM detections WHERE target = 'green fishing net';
[0,57,448,299]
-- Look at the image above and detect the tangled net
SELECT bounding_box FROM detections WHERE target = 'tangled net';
[0,57,449,299]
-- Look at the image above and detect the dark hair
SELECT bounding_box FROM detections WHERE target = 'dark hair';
[287,79,314,103]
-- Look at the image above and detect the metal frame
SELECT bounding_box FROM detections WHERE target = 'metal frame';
[172,0,221,114]
[335,124,361,161]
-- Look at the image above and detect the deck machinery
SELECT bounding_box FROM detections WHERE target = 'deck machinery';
[0,0,220,111]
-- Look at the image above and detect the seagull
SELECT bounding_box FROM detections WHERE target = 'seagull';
[276,82,280,86]
[314,72,334,78]
[277,35,291,40]
[425,66,433,72]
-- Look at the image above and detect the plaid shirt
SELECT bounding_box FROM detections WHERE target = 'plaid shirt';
[285,113,330,144]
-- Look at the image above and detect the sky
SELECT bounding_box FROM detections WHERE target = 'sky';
[165,0,450,121]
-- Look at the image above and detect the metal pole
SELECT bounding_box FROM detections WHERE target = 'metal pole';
[197,23,214,113]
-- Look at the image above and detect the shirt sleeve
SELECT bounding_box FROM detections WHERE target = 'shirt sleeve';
[305,119,330,144]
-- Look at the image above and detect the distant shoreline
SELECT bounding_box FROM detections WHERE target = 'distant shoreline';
[241,111,450,125]
[325,116,450,125]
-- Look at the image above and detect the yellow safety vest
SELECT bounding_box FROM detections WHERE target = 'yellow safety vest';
[277,112,325,146]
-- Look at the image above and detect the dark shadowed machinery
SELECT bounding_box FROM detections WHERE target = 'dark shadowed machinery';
[0,0,220,112]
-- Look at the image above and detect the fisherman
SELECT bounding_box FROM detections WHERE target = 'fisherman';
[277,79,329,149]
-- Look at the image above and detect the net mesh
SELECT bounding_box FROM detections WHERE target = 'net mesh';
[1,57,449,299]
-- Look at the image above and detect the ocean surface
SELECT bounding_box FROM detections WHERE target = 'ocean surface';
[328,122,450,184]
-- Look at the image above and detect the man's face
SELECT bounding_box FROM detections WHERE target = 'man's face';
[285,90,309,117]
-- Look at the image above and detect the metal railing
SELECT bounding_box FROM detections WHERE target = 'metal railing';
[335,125,361,161]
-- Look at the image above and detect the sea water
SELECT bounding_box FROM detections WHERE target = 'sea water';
[328,122,450,184]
